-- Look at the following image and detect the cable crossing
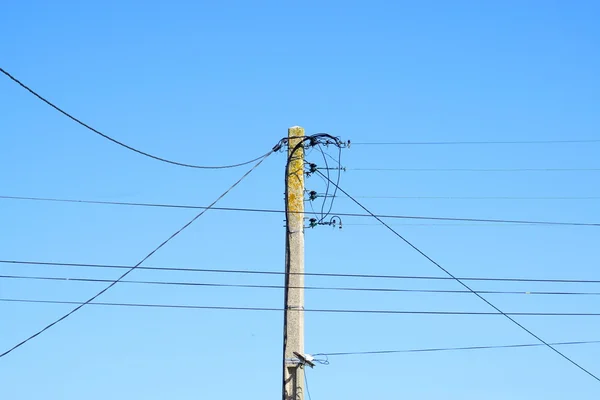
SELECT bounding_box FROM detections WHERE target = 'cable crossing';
[0,151,273,358]
[315,169,600,383]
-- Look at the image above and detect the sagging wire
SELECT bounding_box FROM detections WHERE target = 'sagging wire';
[318,142,343,222]
[317,144,332,223]
[304,135,349,229]
[0,67,286,170]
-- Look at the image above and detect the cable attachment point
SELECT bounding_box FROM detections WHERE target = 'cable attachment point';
[272,138,287,153]
[307,216,343,229]
[307,190,318,201]
[305,163,318,177]
[293,352,316,369]
[325,216,343,229]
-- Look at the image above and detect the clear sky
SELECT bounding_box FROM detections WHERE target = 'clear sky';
[1,1,600,398]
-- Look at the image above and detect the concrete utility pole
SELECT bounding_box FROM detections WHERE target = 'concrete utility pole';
[283,126,306,400]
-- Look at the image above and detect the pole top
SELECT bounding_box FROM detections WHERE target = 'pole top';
[288,126,305,139]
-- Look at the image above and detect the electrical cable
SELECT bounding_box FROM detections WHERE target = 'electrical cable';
[4,298,600,316]
[4,274,600,296]
[304,369,312,400]
[352,139,600,145]
[2,195,599,227]
[317,143,332,222]
[322,144,342,221]
[0,152,273,359]
[4,259,600,285]
[305,141,343,224]
[315,170,600,383]
[314,340,600,357]
[336,195,600,201]
[346,167,600,172]
[341,222,588,227]
[0,67,279,169]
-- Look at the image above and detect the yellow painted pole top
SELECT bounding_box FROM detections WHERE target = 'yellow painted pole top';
[287,126,305,219]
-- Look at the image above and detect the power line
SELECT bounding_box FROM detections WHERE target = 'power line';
[4,260,600,285]
[304,370,313,400]
[0,153,272,359]
[4,273,600,296]
[342,222,587,227]
[351,139,600,145]
[4,298,600,316]
[0,67,282,169]
[2,195,600,227]
[315,340,600,357]
[331,195,600,201]
[346,167,600,172]
[315,170,600,383]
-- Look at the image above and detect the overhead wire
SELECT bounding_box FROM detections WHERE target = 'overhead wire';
[314,340,600,357]
[0,67,280,169]
[304,369,313,400]
[317,143,332,222]
[345,167,600,172]
[344,167,600,172]
[303,142,343,224]
[4,259,600,285]
[322,144,343,222]
[5,273,600,296]
[2,195,599,227]
[351,139,600,145]
[4,298,600,316]
[333,195,600,201]
[315,169,600,383]
[341,222,589,227]
[0,151,273,358]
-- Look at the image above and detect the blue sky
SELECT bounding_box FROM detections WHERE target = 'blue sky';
[1,1,600,398]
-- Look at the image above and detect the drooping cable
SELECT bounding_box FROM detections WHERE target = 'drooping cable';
[0,67,279,169]
[316,143,342,223]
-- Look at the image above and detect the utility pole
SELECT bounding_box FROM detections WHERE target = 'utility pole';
[283,126,306,400]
